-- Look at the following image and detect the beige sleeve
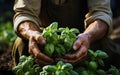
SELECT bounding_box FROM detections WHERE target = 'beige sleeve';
[85,0,112,35]
[13,0,41,34]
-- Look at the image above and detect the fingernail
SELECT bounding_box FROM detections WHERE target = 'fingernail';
[42,40,46,44]
[73,46,77,50]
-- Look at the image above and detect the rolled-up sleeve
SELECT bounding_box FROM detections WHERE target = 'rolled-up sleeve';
[13,0,41,33]
[85,0,112,35]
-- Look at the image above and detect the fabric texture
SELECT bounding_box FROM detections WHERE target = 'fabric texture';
[13,0,112,35]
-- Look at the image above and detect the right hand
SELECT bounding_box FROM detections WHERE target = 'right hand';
[18,21,54,66]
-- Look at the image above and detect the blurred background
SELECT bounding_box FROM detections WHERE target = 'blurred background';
[0,0,120,75]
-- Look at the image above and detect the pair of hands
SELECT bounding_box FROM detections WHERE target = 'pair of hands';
[28,31,89,66]
[18,20,108,66]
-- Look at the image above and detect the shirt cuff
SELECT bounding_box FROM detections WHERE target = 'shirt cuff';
[85,12,112,35]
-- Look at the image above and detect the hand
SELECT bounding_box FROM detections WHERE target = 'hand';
[58,33,90,65]
[18,21,54,66]
[28,32,54,66]
[57,20,108,65]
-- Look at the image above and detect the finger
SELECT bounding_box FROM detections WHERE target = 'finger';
[34,34,46,45]
[29,37,38,55]
[64,46,87,59]
[73,37,82,50]
[60,55,85,64]
[29,37,53,63]
[36,52,54,63]
[31,46,54,63]
[76,46,87,58]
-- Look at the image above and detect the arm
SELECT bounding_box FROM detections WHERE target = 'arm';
[13,0,41,35]
[83,19,108,43]
[13,0,54,65]
[60,0,112,64]
[85,0,112,35]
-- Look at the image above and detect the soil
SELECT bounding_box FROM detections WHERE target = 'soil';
[0,45,15,75]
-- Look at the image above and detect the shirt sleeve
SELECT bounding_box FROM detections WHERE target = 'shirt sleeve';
[85,0,112,35]
[13,0,41,34]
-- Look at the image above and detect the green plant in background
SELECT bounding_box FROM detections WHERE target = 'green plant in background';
[0,20,16,50]
[108,65,120,75]
[12,49,120,75]
[12,55,79,75]
[12,55,42,75]
[40,61,79,75]
[75,49,109,75]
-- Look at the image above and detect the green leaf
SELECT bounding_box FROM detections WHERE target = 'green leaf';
[69,70,79,75]
[70,28,79,33]
[69,32,77,38]
[55,70,66,75]
[64,38,73,51]
[55,47,62,57]
[56,61,64,67]
[81,70,89,75]
[19,55,27,63]
[12,65,22,73]
[96,69,106,75]
[43,65,57,72]
[44,43,55,57]
[49,22,58,30]
[22,60,31,72]
[95,50,109,59]
[108,65,120,75]
[58,28,66,32]
[16,69,24,75]
[98,59,104,66]
[61,63,73,70]
[88,61,98,71]
[40,70,47,75]
[56,44,66,55]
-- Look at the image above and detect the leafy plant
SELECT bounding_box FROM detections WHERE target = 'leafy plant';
[40,61,79,75]
[108,65,120,75]
[13,49,120,75]
[12,55,42,75]
[42,22,79,57]
[75,49,109,75]
[0,21,16,50]
[12,55,78,75]
[12,22,120,75]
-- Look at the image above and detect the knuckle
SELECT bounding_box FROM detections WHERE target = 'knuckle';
[81,50,87,56]
[36,35,43,41]
[35,51,39,57]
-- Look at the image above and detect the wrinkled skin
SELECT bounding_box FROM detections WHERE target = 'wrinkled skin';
[18,20,108,65]
[18,21,54,66]
[56,20,108,65]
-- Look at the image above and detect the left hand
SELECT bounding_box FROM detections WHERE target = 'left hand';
[55,20,108,65]
[57,33,90,65]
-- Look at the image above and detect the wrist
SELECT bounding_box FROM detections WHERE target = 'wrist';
[18,21,40,40]
[83,19,108,43]
[82,33,92,43]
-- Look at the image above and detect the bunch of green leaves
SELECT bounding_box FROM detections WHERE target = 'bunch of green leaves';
[13,55,78,75]
[107,65,120,75]
[13,50,120,75]
[41,22,79,57]
[88,49,109,67]
[75,49,109,75]
[12,55,42,75]
[40,61,79,75]
[0,21,16,48]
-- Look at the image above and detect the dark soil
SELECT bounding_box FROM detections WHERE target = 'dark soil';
[0,46,15,75]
